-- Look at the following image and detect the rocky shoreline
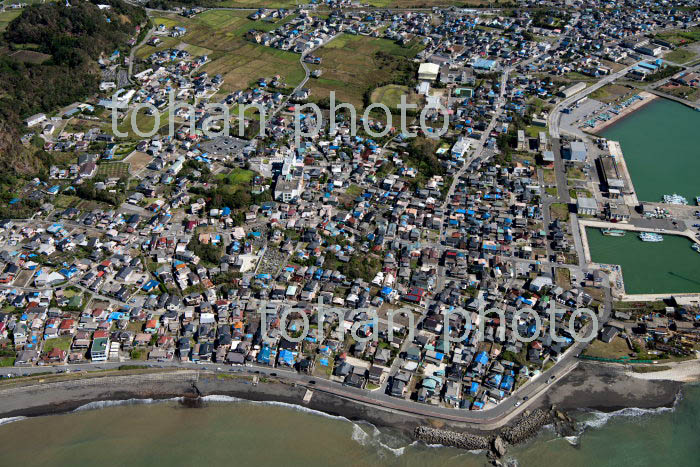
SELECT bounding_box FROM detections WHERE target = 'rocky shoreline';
[415,406,577,463]
[0,361,684,462]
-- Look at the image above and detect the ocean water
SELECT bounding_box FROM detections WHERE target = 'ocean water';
[1,386,698,466]
[586,227,700,294]
[599,98,700,204]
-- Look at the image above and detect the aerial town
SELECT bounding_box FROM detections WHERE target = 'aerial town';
[0,0,699,422]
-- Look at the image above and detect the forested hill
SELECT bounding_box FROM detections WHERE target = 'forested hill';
[0,0,146,175]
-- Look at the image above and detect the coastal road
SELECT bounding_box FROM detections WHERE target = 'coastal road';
[548,61,644,139]
[2,337,589,429]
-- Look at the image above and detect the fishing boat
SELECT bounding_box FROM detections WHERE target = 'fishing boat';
[602,228,626,237]
[662,194,688,205]
[693,244,700,253]
[639,232,663,242]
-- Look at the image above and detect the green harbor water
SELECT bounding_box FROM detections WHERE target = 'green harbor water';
[599,98,700,204]
[586,228,700,294]
[1,386,698,467]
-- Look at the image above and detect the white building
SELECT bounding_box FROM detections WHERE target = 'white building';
[24,113,47,127]
[418,63,440,81]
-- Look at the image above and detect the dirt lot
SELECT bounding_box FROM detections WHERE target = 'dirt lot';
[123,151,153,174]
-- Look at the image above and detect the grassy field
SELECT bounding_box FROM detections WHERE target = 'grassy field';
[370,84,422,109]
[550,202,570,221]
[663,47,697,64]
[588,83,633,104]
[216,168,255,185]
[584,337,633,360]
[43,336,73,353]
[0,9,22,32]
[658,84,700,102]
[555,267,571,288]
[310,34,423,108]
[542,168,556,184]
[97,162,130,179]
[116,109,171,139]
[655,26,700,46]
[525,124,547,138]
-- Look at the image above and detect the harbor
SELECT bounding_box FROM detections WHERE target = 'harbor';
[585,91,658,133]
[583,224,700,297]
[599,98,700,203]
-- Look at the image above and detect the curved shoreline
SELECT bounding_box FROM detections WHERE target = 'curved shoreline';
[0,362,686,438]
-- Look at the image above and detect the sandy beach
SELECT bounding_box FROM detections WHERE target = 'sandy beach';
[626,359,700,383]
[536,361,682,411]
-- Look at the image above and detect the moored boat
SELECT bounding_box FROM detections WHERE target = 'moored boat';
[639,232,663,242]
[602,228,626,237]
[662,194,688,205]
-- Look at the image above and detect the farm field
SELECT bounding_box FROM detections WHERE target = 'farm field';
[309,34,423,108]
[655,26,700,46]
[136,12,304,93]
[97,162,130,179]
[123,151,153,174]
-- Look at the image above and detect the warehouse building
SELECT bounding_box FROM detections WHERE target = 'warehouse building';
[418,63,440,81]
[559,82,586,98]
[563,141,587,162]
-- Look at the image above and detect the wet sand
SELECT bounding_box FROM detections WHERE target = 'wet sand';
[537,361,682,411]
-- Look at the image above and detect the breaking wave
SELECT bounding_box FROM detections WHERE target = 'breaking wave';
[73,398,181,412]
[581,392,681,431]
[566,389,684,441]
[0,416,26,426]
[201,395,413,456]
[67,394,474,457]
[201,395,352,422]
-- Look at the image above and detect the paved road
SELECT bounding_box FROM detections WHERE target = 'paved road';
[548,61,644,139]
[1,347,582,428]
[128,26,155,80]
[268,34,339,119]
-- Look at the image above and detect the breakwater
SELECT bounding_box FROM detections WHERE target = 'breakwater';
[415,408,569,462]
